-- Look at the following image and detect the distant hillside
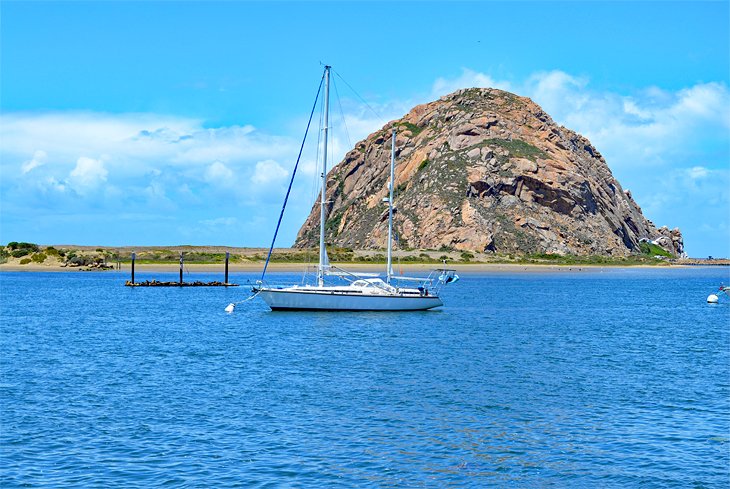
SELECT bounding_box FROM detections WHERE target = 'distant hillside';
[295,88,684,257]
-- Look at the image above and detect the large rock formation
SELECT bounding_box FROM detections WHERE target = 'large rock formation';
[295,88,684,257]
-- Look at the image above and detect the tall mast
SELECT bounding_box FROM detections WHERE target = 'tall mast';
[318,66,331,287]
[386,126,396,284]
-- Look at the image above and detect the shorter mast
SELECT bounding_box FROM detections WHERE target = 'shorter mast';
[386,126,396,284]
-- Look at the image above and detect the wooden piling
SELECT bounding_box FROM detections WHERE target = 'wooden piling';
[225,251,230,284]
[123,249,238,287]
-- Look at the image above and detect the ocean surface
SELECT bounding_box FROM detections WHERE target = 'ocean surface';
[1,267,729,487]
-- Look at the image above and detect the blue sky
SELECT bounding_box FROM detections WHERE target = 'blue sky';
[1,1,728,256]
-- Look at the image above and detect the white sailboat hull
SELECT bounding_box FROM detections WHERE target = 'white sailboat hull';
[257,287,443,311]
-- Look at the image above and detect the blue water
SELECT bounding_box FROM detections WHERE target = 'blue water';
[1,267,729,487]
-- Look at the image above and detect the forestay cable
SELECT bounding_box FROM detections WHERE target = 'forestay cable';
[333,69,385,125]
[332,76,352,151]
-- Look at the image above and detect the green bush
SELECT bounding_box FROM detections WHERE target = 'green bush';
[31,253,47,263]
[19,242,39,252]
[11,249,30,258]
[8,242,39,254]
[639,241,672,258]
[529,253,562,261]
[68,256,89,266]
[19,258,31,265]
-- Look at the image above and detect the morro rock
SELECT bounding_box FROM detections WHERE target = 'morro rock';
[295,88,684,257]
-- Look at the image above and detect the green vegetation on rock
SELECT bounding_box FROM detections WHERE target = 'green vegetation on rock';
[398,121,424,136]
[515,253,667,266]
[639,241,672,258]
[325,211,344,237]
[482,138,546,161]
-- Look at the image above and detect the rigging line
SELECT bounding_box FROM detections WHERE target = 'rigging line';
[260,72,325,283]
[333,69,385,125]
[230,289,261,306]
[332,76,352,151]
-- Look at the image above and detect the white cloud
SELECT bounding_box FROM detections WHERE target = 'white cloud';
[644,166,729,211]
[200,217,238,227]
[139,180,176,211]
[0,112,303,213]
[431,68,512,98]
[68,156,108,193]
[0,112,291,180]
[2,112,195,163]
[204,161,235,186]
[38,176,67,194]
[687,166,710,180]
[622,100,652,120]
[673,82,730,123]
[252,159,288,185]
[21,150,47,174]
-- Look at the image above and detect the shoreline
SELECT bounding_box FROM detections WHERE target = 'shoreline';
[0,261,697,274]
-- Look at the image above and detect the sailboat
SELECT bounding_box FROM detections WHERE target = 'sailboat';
[252,66,458,311]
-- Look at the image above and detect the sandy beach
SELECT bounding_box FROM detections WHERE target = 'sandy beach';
[0,261,678,274]
[2,245,722,275]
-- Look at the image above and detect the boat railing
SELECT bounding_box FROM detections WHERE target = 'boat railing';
[328,265,394,294]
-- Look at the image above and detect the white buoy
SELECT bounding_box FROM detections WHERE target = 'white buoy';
[225,303,236,313]
[707,294,719,304]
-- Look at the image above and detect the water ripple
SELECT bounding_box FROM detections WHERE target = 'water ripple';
[1,268,728,487]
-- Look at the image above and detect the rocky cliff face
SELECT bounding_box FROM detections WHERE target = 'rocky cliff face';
[295,88,684,257]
